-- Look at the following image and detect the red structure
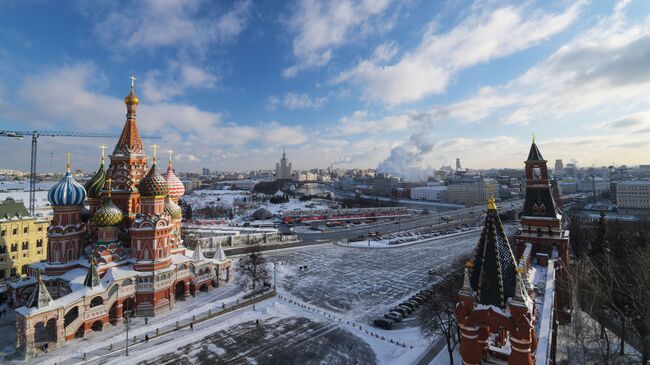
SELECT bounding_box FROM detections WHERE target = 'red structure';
[457,140,566,364]
[15,81,232,356]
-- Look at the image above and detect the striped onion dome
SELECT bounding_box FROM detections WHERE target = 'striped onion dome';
[138,163,169,197]
[48,169,87,206]
[84,161,106,199]
[93,197,123,226]
[164,195,182,219]
[163,161,185,199]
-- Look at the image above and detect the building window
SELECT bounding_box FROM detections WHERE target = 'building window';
[10,268,16,277]
[0,230,5,237]
[38,226,43,232]
[23,227,28,234]
[21,265,28,275]
[10,244,17,252]
[12,228,17,235]
[0,270,4,279]
[36,239,43,248]
[0,246,5,254]
[22,242,28,250]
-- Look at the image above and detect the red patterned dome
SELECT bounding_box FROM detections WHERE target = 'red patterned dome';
[163,161,185,199]
[138,163,169,197]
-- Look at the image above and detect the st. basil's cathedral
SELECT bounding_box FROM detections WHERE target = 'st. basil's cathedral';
[12,82,232,354]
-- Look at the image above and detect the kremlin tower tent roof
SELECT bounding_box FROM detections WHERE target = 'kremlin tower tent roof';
[526,138,544,161]
[469,194,523,309]
[48,155,87,206]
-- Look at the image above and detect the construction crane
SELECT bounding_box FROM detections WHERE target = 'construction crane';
[0,130,161,215]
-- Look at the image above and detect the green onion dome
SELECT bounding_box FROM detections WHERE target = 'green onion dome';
[138,163,169,197]
[164,195,182,219]
[93,197,123,227]
[84,161,106,199]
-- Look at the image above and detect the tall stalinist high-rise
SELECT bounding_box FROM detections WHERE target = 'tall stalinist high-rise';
[274,148,292,180]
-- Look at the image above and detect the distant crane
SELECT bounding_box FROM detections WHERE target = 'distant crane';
[0,130,161,215]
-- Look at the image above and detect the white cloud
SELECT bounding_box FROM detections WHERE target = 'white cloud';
[266,92,327,111]
[335,2,583,105]
[447,0,650,126]
[283,92,327,110]
[283,0,394,78]
[92,0,252,53]
[262,121,308,145]
[141,63,218,102]
[4,62,311,172]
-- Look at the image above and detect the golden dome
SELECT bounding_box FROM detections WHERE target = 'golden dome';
[124,87,139,106]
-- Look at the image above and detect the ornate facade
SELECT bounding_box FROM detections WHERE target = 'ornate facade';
[14,83,232,356]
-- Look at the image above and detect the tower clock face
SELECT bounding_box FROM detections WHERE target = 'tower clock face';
[532,167,542,180]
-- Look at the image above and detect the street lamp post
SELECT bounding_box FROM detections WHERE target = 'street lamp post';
[125,309,130,356]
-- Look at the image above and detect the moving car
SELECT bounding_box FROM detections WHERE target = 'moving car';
[374,318,393,330]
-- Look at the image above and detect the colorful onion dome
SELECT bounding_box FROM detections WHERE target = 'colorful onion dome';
[84,161,106,199]
[138,163,169,197]
[93,197,123,227]
[48,161,87,206]
[163,161,185,198]
[164,195,182,219]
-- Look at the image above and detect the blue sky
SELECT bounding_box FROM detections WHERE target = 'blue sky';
[1,0,650,178]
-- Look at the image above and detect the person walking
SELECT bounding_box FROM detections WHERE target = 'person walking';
[190,322,194,331]
[144,317,148,325]
[145,334,149,342]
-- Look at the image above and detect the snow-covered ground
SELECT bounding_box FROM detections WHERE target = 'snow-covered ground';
[10,231,481,365]
[340,227,481,248]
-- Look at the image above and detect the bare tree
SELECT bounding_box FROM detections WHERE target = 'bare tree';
[420,255,468,365]
[236,242,270,310]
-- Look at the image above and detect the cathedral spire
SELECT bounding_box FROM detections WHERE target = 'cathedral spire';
[26,271,53,309]
[113,78,144,156]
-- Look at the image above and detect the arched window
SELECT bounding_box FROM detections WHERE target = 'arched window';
[90,296,104,308]
[122,278,133,286]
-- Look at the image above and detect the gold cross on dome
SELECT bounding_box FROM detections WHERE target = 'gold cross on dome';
[130,75,136,88]
[100,145,106,161]
[66,152,72,171]
[150,144,159,163]
[106,178,113,197]
[532,132,536,143]
[167,150,174,167]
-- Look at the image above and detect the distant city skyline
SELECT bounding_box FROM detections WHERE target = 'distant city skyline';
[1,1,650,174]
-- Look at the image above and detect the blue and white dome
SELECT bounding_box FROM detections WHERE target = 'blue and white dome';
[48,170,87,206]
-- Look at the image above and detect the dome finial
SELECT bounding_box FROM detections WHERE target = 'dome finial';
[532,132,536,143]
[487,187,497,210]
[106,178,113,198]
[124,75,140,106]
[167,149,174,168]
[100,145,106,164]
[151,144,159,164]
[66,152,72,173]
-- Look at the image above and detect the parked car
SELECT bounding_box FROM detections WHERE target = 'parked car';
[374,318,393,330]
[400,302,415,310]
[392,307,409,317]
[410,297,424,304]
[407,300,420,308]
[428,269,437,276]
[384,312,402,322]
